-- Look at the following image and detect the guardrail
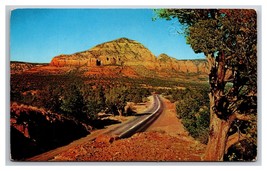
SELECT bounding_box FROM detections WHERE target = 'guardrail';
[118,95,163,138]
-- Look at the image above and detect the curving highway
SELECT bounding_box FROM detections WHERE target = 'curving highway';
[27,94,163,161]
[105,94,163,138]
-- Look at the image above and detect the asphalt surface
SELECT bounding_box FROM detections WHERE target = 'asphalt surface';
[27,94,163,161]
[105,94,163,138]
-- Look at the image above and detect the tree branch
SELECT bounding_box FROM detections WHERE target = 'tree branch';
[223,68,233,82]
[225,132,246,153]
[234,112,256,121]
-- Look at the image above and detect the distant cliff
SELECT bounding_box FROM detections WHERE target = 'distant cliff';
[157,53,209,74]
[50,38,156,68]
[50,37,209,74]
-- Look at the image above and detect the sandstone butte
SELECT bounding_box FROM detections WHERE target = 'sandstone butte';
[49,37,209,74]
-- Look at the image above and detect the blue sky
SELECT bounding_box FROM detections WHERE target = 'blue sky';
[10,9,204,63]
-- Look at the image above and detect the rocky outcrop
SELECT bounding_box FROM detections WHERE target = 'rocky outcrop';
[10,103,91,160]
[157,53,209,74]
[50,38,157,68]
[50,37,209,74]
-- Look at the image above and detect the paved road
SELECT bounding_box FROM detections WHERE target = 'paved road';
[27,94,163,161]
[105,94,163,138]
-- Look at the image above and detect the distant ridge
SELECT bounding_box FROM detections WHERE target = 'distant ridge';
[11,61,49,65]
[10,61,47,74]
[47,37,209,74]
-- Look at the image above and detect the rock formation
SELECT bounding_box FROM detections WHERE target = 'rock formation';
[50,38,157,68]
[157,53,209,73]
[50,37,209,74]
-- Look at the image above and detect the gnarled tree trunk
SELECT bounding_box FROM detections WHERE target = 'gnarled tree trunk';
[203,52,233,161]
[203,93,231,161]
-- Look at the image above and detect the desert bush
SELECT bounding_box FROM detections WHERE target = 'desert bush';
[60,84,88,122]
[105,86,127,116]
[171,85,210,144]
[11,71,152,120]
[38,85,63,112]
[105,86,151,116]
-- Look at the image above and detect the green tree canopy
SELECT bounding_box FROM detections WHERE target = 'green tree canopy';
[154,9,257,161]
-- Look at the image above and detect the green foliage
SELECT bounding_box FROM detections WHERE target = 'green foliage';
[60,84,88,122]
[11,70,154,122]
[105,86,127,115]
[225,118,257,161]
[39,85,63,112]
[131,88,150,103]
[155,8,257,160]
[105,85,150,115]
[97,85,106,109]
[225,139,257,161]
[167,85,210,144]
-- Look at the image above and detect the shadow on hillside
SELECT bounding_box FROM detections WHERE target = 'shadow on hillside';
[10,108,90,161]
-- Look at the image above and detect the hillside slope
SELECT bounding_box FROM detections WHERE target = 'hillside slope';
[10,62,47,74]
[10,103,91,160]
[50,37,209,74]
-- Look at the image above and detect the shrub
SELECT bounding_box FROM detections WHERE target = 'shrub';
[173,85,210,144]
[60,84,88,122]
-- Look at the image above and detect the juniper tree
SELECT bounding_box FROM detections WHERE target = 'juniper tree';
[155,9,257,161]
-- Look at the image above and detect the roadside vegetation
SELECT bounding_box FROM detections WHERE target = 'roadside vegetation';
[10,71,152,160]
[161,80,256,161]
[163,84,210,144]
[11,72,152,124]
